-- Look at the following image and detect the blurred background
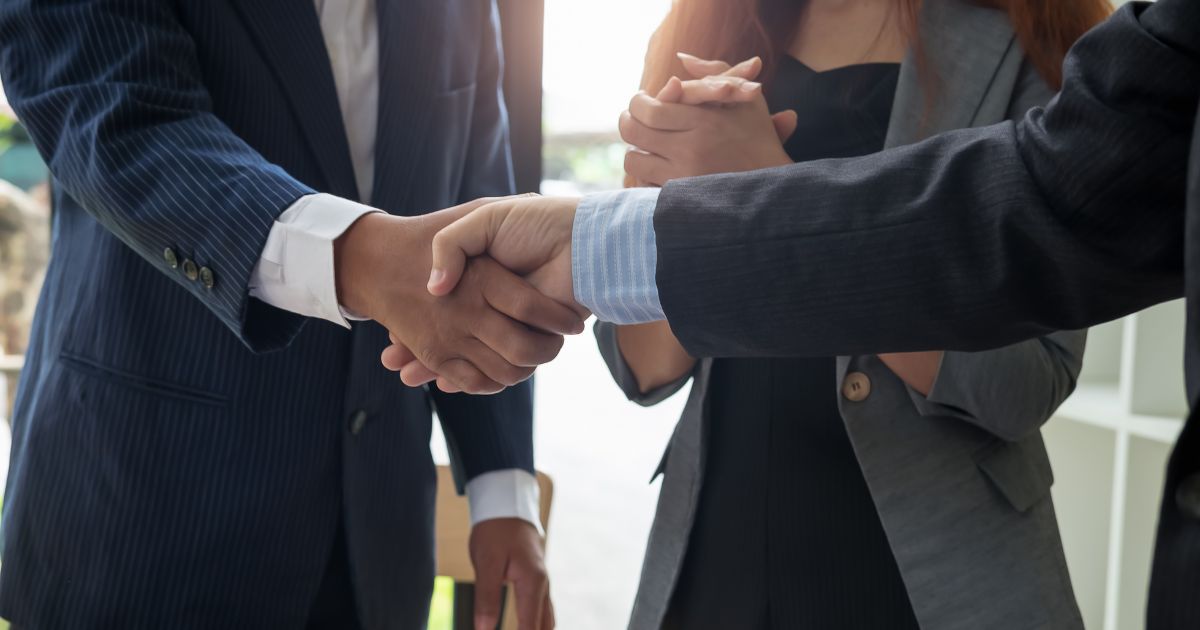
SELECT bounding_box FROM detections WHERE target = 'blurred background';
[0,1,1184,629]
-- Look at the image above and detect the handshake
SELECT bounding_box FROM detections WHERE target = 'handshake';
[335,194,587,395]
[336,54,788,395]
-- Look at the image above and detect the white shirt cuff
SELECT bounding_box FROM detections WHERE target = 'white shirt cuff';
[248,193,381,327]
[465,469,544,536]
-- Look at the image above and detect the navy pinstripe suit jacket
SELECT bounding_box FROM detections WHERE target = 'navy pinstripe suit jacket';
[0,1,531,627]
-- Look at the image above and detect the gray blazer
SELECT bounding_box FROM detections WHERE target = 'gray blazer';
[597,2,1087,629]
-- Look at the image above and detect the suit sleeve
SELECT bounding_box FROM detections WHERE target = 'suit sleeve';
[903,61,1086,441]
[0,0,314,353]
[593,321,693,406]
[435,0,533,493]
[655,1,1197,359]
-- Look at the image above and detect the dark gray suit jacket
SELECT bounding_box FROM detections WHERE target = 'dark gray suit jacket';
[653,1,1200,629]
[600,2,1084,628]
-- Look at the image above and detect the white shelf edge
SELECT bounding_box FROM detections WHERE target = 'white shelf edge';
[1054,383,1185,444]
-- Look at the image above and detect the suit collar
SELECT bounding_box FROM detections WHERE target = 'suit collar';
[885,0,1017,147]
[231,0,360,200]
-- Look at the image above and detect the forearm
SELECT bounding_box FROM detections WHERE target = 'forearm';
[908,332,1086,441]
[0,0,314,351]
[656,5,1192,358]
[433,380,535,484]
[615,322,697,394]
[434,381,541,533]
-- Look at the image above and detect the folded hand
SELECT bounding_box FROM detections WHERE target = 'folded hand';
[622,54,797,186]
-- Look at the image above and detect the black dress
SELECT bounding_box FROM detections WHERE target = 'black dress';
[662,58,921,630]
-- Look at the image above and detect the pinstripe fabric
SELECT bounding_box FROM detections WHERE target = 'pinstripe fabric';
[0,0,529,628]
[650,1,1200,628]
[572,189,663,325]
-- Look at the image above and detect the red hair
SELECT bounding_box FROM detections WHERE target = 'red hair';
[642,0,1111,95]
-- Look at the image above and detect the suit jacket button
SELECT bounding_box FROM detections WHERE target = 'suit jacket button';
[349,410,368,436]
[199,266,215,290]
[842,371,872,402]
[163,247,179,269]
[1177,472,1200,521]
[182,259,199,281]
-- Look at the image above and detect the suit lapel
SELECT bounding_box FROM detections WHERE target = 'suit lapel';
[371,0,440,213]
[885,0,1017,148]
[232,0,359,200]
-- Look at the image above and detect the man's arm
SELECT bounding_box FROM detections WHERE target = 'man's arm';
[0,0,580,388]
[414,0,1196,383]
[0,0,314,352]
[654,0,1197,357]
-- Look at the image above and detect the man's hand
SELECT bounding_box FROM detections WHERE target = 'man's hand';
[336,198,584,394]
[470,518,554,630]
[379,196,585,392]
[426,196,583,312]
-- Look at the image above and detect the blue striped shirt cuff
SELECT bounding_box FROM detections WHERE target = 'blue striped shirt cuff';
[572,188,665,324]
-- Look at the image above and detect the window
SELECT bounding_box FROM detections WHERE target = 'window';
[541,0,671,195]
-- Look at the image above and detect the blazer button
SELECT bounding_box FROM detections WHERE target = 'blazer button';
[349,410,368,436]
[842,371,872,402]
[163,247,179,269]
[1177,472,1200,521]
[199,266,216,290]
[182,259,199,281]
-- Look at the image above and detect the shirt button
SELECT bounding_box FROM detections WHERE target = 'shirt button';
[349,410,368,436]
[842,372,872,402]
[163,247,179,269]
[182,259,199,281]
[199,266,216,290]
[1177,472,1200,521]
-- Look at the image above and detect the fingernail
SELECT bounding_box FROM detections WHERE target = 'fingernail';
[676,52,697,61]
[427,268,445,290]
[741,81,761,91]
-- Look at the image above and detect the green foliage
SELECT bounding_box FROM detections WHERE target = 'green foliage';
[542,132,627,192]
[0,113,15,154]
[428,576,455,630]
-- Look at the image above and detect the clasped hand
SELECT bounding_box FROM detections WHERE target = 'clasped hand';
[336,197,585,395]
[372,54,783,394]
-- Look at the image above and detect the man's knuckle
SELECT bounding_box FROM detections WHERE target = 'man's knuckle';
[511,294,538,322]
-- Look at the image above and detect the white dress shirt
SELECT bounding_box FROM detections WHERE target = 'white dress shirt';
[247,0,541,533]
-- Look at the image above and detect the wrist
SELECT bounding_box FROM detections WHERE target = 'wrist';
[767,145,793,169]
[334,212,405,318]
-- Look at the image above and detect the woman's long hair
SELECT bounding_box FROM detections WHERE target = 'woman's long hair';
[641,0,1112,95]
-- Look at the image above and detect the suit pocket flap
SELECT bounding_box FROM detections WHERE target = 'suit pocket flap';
[974,438,1054,513]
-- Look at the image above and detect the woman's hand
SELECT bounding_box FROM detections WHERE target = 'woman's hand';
[621,54,797,186]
